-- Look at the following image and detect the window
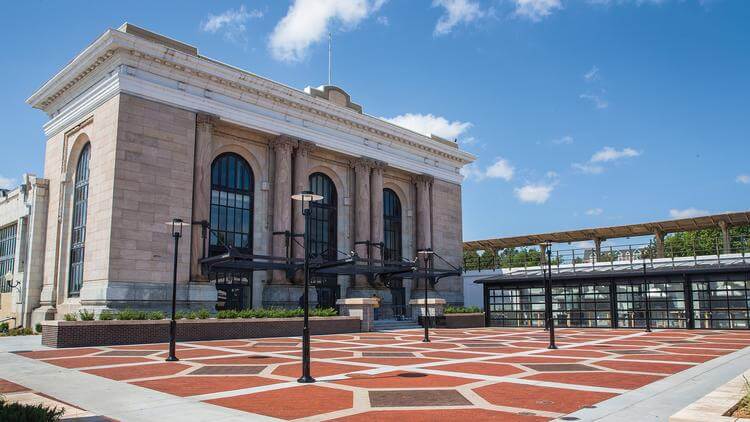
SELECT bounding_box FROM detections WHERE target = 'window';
[209,153,254,256]
[68,143,90,296]
[552,282,612,328]
[308,173,337,261]
[488,286,546,327]
[383,189,402,262]
[693,276,750,329]
[0,224,16,293]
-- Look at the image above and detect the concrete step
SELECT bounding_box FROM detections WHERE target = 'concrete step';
[373,320,421,331]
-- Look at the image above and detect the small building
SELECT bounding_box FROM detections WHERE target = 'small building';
[24,24,474,324]
[464,212,750,330]
[0,175,49,328]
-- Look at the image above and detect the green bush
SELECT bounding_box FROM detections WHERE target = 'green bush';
[0,397,64,421]
[216,309,239,319]
[185,311,198,320]
[116,309,147,320]
[311,307,338,317]
[98,310,115,321]
[215,307,337,319]
[35,323,42,333]
[78,309,95,321]
[444,306,482,314]
[7,327,34,336]
[197,308,211,319]
[63,313,77,322]
[0,322,8,334]
[174,310,186,319]
[147,311,165,320]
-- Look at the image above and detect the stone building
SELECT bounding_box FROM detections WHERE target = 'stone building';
[25,24,474,324]
[0,175,48,328]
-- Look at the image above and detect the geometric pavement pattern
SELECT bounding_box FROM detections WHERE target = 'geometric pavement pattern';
[16,328,750,421]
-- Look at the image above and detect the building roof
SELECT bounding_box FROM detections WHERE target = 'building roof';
[464,211,750,251]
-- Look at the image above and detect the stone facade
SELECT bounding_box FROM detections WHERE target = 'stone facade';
[25,24,475,321]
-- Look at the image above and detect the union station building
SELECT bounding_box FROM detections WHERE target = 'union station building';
[12,24,474,326]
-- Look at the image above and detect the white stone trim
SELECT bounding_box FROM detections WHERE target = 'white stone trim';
[27,27,475,184]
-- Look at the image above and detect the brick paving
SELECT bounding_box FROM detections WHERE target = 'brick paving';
[15,327,750,421]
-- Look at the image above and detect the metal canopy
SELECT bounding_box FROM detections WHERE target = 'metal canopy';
[464,210,750,251]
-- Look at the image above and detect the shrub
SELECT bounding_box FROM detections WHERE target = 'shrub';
[444,306,482,314]
[78,309,95,321]
[63,313,77,322]
[117,309,147,320]
[0,397,64,421]
[197,308,211,319]
[147,311,165,320]
[7,327,34,336]
[311,307,338,317]
[216,309,239,319]
[185,311,198,320]
[174,310,186,319]
[0,322,8,334]
[98,310,115,321]
[35,323,42,333]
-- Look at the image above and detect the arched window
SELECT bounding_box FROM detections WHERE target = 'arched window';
[383,188,402,261]
[209,153,254,256]
[309,173,337,260]
[68,143,90,296]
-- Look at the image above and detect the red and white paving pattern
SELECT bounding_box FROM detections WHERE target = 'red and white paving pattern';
[15,328,750,421]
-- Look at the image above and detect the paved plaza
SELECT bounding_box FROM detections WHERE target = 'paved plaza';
[3,327,750,421]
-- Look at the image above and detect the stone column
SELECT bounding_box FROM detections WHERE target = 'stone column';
[272,135,296,282]
[292,141,313,265]
[369,162,385,262]
[352,158,372,288]
[414,175,433,252]
[654,230,665,258]
[414,174,433,291]
[718,221,731,254]
[190,113,216,281]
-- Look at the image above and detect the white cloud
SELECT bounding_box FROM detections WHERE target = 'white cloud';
[383,113,472,140]
[0,175,15,189]
[552,135,574,145]
[513,0,563,22]
[584,66,600,82]
[669,208,710,219]
[461,157,514,182]
[433,0,485,35]
[485,158,515,181]
[514,183,554,204]
[736,174,750,184]
[579,93,609,109]
[586,208,603,216]
[572,162,604,174]
[269,0,386,62]
[376,15,389,25]
[590,146,640,162]
[201,5,263,44]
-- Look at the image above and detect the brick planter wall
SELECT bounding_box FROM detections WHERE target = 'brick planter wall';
[41,316,361,348]
[444,313,485,328]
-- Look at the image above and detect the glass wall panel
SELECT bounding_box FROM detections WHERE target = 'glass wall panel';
[552,282,611,328]
[617,279,686,328]
[693,276,750,329]
[488,286,546,327]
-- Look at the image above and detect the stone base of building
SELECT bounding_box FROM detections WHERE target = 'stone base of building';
[31,305,56,329]
[262,283,316,308]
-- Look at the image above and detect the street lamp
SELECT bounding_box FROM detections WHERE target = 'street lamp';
[417,249,434,343]
[165,218,188,362]
[291,190,324,383]
[3,272,15,291]
[541,243,557,349]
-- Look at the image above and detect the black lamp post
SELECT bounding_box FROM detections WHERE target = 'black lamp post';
[542,243,557,349]
[166,218,185,362]
[291,190,323,383]
[417,249,434,343]
[643,261,652,333]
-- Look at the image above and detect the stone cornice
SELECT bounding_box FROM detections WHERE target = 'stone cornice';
[28,28,474,166]
[27,26,475,184]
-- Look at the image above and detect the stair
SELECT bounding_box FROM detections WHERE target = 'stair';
[373,319,421,331]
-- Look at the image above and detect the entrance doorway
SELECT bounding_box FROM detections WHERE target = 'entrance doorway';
[314,276,339,309]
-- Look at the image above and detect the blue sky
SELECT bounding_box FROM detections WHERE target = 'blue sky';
[1,0,748,243]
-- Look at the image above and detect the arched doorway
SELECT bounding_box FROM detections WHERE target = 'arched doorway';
[309,172,339,309]
[383,188,405,318]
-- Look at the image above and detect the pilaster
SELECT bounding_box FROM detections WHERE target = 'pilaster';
[369,161,386,262]
[191,113,217,281]
[271,135,296,282]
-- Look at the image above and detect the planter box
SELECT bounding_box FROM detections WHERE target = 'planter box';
[444,313,485,328]
[670,368,750,421]
[41,316,360,348]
